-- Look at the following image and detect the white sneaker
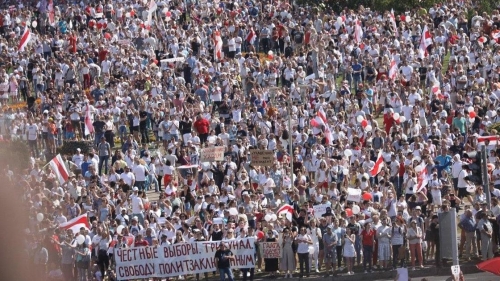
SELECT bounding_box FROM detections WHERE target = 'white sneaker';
[315,269,320,273]
[247,272,250,277]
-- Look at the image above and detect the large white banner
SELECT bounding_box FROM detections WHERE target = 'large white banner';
[115,238,255,280]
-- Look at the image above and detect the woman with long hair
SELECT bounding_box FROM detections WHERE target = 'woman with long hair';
[280,227,296,278]
[97,230,111,278]
[343,227,356,275]
[75,242,90,281]
[407,220,424,270]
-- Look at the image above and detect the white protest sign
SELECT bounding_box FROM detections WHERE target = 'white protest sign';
[451,265,460,280]
[313,204,329,218]
[347,188,362,202]
[213,218,223,225]
[115,238,255,280]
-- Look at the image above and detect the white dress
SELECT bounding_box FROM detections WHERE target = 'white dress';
[343,234,356,258]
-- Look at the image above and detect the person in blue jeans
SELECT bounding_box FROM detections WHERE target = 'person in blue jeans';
[215,242,235,281]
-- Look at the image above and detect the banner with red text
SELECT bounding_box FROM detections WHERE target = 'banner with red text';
[115,238,255,280]
[261,242,282,259]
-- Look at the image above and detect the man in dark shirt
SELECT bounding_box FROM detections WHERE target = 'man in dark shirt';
[430,214,441,267]
[92,115,106,146]
[139,105,149,144]
[449,138,464,156]
[214,242,234,281]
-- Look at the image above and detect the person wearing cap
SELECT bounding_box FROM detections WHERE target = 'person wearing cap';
[214,242,235,281]
[477,211,494,261]
[322,225,338,276]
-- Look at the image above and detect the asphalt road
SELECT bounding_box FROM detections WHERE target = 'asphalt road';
[377,271,496,281]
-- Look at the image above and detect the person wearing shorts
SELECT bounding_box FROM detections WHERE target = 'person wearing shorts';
[377,218,392,270]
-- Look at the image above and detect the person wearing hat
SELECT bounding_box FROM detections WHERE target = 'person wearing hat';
[214,242,235,281]
[477,211,494,261]
[322,225,338,276]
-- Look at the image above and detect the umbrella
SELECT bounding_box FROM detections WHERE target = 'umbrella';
[477,257,500,276]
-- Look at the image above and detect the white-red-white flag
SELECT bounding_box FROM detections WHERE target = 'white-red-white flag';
[388,56,398,81]
[416,162,429,192]
[277,204,294,221]
[370,150,384,177]
[317,107,327,123]
[355,19,363,44]
[214,29,223,61]
[246,28,256,44]
[59,214,90,234]
[48,154,70,183]
[477,135,500,147]
[310,116,325,128]
[48,0,55,26]
[18,26,31,52]
[84,106,94,136]
[418,25,433,58]
[148,0,157,12]
[324,124,333,146]
[390,9,398,37]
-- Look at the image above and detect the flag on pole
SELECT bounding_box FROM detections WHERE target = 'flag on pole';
[415,162,429,192]
[48,154,70,184]
[48,0,55,26]
[246,28,256,44]
[388,56,398,81]
[84,106,94,136]
[277,204,294,221]
[418,25,433,58]
[354,19,363,44]
[317,107,327,123]
[59,214,90,234]
[214,29,223,61]
[310,116,325,128]
[148,0,157,12]
[18,27,31,52]
[390,9,398,37]
[370,150,384,176]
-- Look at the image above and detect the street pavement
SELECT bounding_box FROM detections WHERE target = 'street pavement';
[377,271,496,281]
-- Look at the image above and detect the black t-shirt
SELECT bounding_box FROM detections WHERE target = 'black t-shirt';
[139,111,148,127]
[215,249,233,268]
[211,230,223,241]
[93,120,106,133]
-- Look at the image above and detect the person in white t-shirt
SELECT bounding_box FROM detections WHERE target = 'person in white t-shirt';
[130,187,145,225]
[132,158,148,191]
[26,119,39,157]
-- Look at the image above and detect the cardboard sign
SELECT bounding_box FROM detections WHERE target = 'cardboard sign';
[250,150,274,166]
[115,238,255,280]
[451,265,460,280]
[200,147,225,162]
[261,242,282,259]
[313,204,330,218]
[118,39,131,45]
[346,188,362,202]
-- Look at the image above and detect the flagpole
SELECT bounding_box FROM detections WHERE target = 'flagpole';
[288,102,293,184]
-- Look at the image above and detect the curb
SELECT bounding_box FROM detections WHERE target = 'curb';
[247,263,480,281]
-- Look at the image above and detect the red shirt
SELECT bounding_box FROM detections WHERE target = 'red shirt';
[361,229,375,246]
[134,240,149,247]
[193,118,209,134]
[98,50,108,63]
[69,36,77,54]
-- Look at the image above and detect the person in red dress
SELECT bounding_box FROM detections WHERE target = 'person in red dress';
[193,114,210,145]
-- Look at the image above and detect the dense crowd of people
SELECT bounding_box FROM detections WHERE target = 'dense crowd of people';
[2,0,500,280]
